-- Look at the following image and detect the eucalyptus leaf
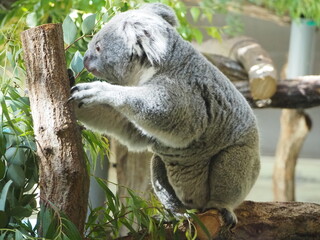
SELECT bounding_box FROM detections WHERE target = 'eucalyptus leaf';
[0,211,8,228]
[10,206,33,218]
[0,160,5,180]
[0,180,13,211]
[0,123,5,155]
[102,12,109,22]
[7,164,25,187]
[192,28,203,44]
[70,51,84,75]
[62,15,77,45]
[207,27,222,41]
[14,230,24,240]
[5,147,26,166]
[190,7,201,22]
[61,215,82,239]
[82,14,96,35]
[26,12,37,28]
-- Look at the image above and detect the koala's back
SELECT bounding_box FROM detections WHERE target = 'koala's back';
[150,38,257,162]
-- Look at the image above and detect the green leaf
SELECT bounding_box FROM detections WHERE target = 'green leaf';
[26,12,37,27]
[7,164,25,187]
[0,160,5,180]
[0,92,15,131]
[82,14,96,35]
[192,28,203,44]
[188,212,211,240]
[61,215,82,239]
[190,7,201,22]
[207,27,222,41]
[102,12,109,23]
[5,147,26,166]
[10,206,33,218]
[15,230,24,240]
[0,211,8,228]
[0,180,13,211]
[0,123,5,155]
[62,16,77,45]
[40,206,58,239]
[6,51,14,68]
[70,51,84,75]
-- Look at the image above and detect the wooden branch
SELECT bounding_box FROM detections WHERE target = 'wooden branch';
[273,110,311,201]
[228,36,277,100]
[203,53,248,82]
[234,76,320,109]
[117,201,320,240]
[204,54,320,109]
[21,24,89,235]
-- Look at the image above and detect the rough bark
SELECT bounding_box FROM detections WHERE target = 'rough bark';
[228,36,277,100]
[234,76,320,109]
[203,53,249,82]
[110,138,152,200]
[21,23,89,234]
[204,54,320,109]
[273,110,311,201]
[117,201,320,240]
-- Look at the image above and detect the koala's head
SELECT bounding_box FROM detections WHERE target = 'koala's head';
[83,3,178,85]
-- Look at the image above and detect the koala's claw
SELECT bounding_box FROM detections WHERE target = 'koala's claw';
[67,97,74,103]
[220,208,237,230]
[70,86,79,94]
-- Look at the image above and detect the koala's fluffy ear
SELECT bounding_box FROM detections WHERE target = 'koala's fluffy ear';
[123,20,168,65]
[140,3,178,27]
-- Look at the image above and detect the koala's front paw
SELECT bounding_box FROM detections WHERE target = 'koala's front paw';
[68,82,111,108]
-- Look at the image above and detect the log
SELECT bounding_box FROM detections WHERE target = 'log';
[228,36,277,100]
[203,53,248,82]
[21,24,89,234]
[204,54,320,108]
[234,76,320,109]
[117,201,320,240]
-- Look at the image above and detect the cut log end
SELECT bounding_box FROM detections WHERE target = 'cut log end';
[250,75,277,99]
[194,209,223,240]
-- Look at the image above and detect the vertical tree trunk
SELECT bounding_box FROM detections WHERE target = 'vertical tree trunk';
[273,109,311,201]
[110,138,152,200]
[21,24,89,234]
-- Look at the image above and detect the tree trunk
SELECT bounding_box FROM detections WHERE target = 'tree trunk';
[110,138,152,200]
[273,109,311,201]
[21,23,89,235]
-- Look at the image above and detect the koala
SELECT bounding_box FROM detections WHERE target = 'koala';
[69,3,260,228]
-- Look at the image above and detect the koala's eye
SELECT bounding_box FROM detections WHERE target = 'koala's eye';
[95,46,101,52]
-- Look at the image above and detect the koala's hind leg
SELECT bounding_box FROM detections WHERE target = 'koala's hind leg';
[205,135,260,228]
[151,155,185,214]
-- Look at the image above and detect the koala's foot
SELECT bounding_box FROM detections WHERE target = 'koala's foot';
[220,208,237,230]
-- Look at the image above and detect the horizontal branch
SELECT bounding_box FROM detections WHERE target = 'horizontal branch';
[204,54,320,109]
[235,76,320,109]
[118,201,320,240]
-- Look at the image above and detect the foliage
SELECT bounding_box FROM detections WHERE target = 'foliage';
[84,178,209,240]
[0,86,38,238]
[248,0,320,24]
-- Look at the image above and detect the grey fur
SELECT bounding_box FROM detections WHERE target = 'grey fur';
[71,3,260,225]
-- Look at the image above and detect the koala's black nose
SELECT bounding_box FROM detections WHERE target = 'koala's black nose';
[83,55,90,70]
